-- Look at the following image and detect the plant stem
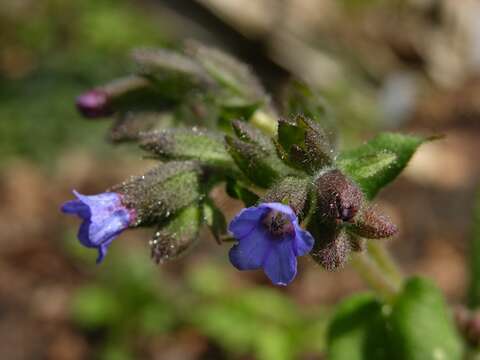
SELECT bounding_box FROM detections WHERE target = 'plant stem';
[367,242,403,288]
[351,251,400,302]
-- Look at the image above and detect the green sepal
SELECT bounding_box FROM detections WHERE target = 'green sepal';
[186,41,266,102]
[309,223,352,271]
[276,115,333,173]
[112,161,201,226]
[140,128,234,170]
[225,135,292,188]
[109,111,174,143]
[282,80,337,145]
[225,178,259,207]
[95,75,168,114]
[132,48,212,100]
[337,133,427,199]
[232,120,274,150]
[277,119,306,155]
[202,199,228,243]
[150,204,202,263]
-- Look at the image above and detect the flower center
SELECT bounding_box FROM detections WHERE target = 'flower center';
[262,210,294,237]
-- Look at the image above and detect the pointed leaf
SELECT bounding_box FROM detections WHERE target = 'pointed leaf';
[337,133,426,199]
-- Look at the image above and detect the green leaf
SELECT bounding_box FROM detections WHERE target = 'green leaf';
[389,277,463,360]
[469,187,480,308]
[337,133,426,199]
[327,293,390,360]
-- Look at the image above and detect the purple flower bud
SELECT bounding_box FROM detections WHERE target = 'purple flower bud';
[228,202,314,286]
[315,169,363,223]
[350,206,398,239]
[61,190,136,263]
[75,90,112,118]
[314,233,351,271]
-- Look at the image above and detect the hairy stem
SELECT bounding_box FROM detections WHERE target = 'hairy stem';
[367,241,403,288]
[351,252,400,302]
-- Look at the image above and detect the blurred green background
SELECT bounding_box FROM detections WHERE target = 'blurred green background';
[2,0,480,359]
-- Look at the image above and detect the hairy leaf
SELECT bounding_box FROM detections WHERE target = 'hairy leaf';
[337,133,426,199]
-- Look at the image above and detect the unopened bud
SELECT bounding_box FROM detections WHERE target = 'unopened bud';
[311,230,351,271]
[315,169,363,223]
[76,75,151,119]
[76,90,112,118]
[348,234,367,252]
[349,206,398,239]
[110,161,201,226]
[150,205,201,264]
[262,177,310,217]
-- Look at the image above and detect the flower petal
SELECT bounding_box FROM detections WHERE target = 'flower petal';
[292,222,315,256]
[229,206,269,239]
[264,239,297,286]
[61,200,91,219]
[96,244,110,264]
[262,202,296,220]
[229,225,271,270]
[88,209,130,246]
[78,220,95,248]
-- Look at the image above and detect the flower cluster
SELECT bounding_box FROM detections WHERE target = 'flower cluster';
[61,44,407,286]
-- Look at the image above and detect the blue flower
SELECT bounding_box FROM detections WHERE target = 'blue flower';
[228,202,314,286]
[61,190,136,263]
